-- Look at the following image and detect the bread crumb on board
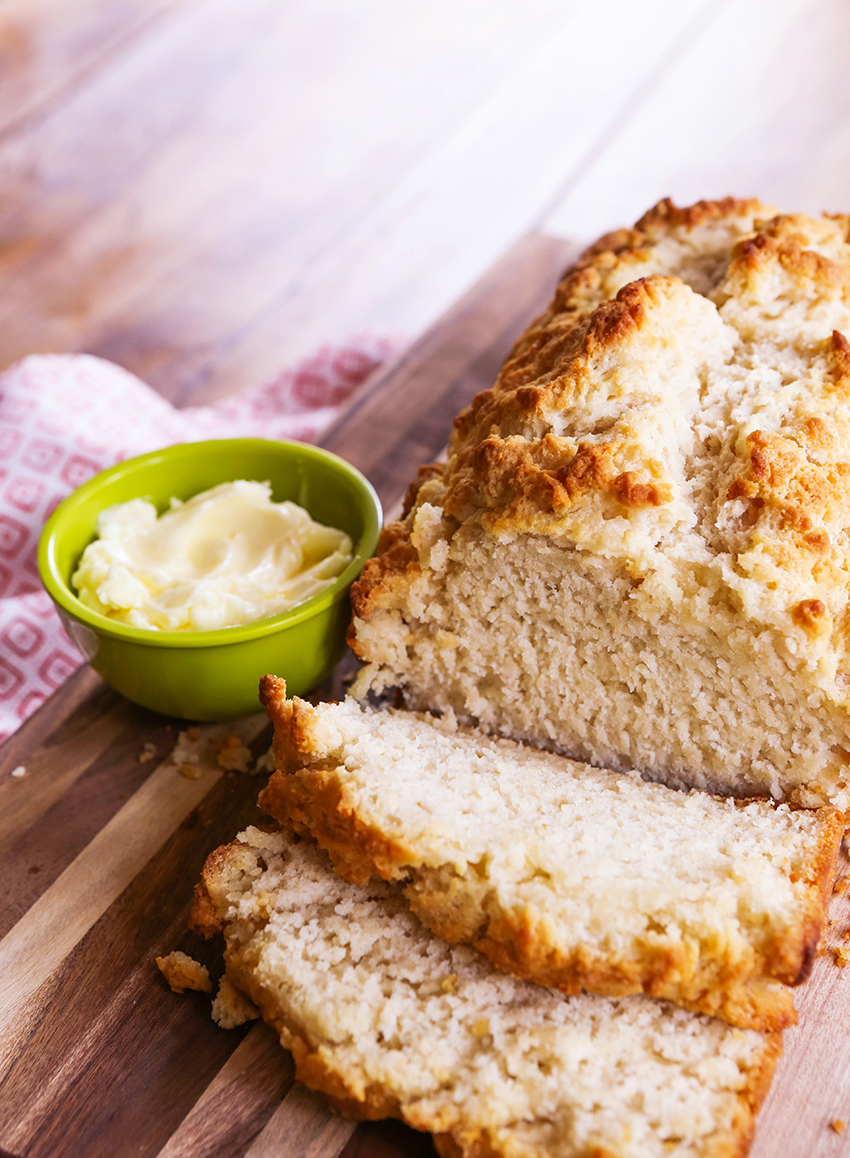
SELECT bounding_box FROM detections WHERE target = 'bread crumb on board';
[253,746,275,775]
[139,742,157,764]
[834,946,850,969]
[10,765,26,779]
[212,976,259,1028]
[171,731,202,768]
[167,725,270,778]
[156,951,212,994]
[830,1119,846,1134]
[216,733,252,773]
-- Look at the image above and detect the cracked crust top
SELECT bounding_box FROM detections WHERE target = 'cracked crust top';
[351,198,850,683]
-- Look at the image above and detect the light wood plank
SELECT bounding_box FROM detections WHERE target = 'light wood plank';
[545,0,850,243]
[157,1023,295,1158]
[0,0,186,137]
[242,1084,356,1158]
[0,0,710,404]
[145,0,715,405]
[750,857,850,1158]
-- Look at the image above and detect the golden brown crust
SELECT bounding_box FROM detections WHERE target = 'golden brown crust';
[256,683,843,1031]
[258,766,413,885]
[348,520,421,639]
[260,754,798,1031]
[155,951,212,994]
[225,950,783,1158]
[724,332,850,567]
[198,829,785,1158]
[634,196,769,235]
[189,839,266,937]
[188,880,221,938]
[722,214,850,300]
[352,197,850,693]
[444,275,689,530]
[714,1030,784,1158]
[402,462,446,519]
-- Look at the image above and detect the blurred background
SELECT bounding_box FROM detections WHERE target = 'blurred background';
[1,0,849,405]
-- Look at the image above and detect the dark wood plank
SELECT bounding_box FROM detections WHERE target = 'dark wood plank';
[0,668,113,853]
[0,733,271,1158]
[158,1024,294,1158]
[0,702,177,937]
[338,1121,437,1158]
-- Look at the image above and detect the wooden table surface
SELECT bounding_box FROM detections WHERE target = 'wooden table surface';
[4,2,850,1156]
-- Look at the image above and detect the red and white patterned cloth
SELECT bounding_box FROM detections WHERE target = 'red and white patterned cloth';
[0,336,398,744]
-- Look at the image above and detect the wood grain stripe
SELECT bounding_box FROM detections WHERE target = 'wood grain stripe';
[0,671,121,852]
[0,717,265,1083]
[156,1023,295,1158]
[241,1084,357,1158]
[0,0,188,139]
[0,731,272,1157]
[0,706,179,937]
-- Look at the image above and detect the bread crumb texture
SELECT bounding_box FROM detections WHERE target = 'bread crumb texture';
[212,975,259,1028]
[155,951,212,994]
[258,679,842,1030]
[350,198,850,809]
[191,825,781,1158]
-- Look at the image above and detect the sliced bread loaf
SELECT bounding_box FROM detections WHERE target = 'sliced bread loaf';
[191,823,782,1158]
[257,676,842,1031]
[348,198,850,809]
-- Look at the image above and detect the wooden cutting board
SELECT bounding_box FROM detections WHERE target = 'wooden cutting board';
[2,232,850,1158]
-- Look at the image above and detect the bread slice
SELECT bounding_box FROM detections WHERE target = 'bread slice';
[348,197,850,810]
[191,824,782,1158]
[257,677,842,1031]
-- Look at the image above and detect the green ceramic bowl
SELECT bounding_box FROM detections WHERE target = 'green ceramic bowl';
[38,439,381,720]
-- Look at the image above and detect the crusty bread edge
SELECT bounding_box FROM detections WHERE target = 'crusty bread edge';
[190,833,784,1158]
[257,676,843,1031]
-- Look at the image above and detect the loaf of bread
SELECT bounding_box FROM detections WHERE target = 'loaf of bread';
[191,824,781,1158]
[349,198,850,809]
[257,676,841,1030]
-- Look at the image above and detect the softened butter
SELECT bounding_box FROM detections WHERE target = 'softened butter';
[72,480,353,631]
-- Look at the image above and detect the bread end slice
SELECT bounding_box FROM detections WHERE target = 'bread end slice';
[190,825,783,1158]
